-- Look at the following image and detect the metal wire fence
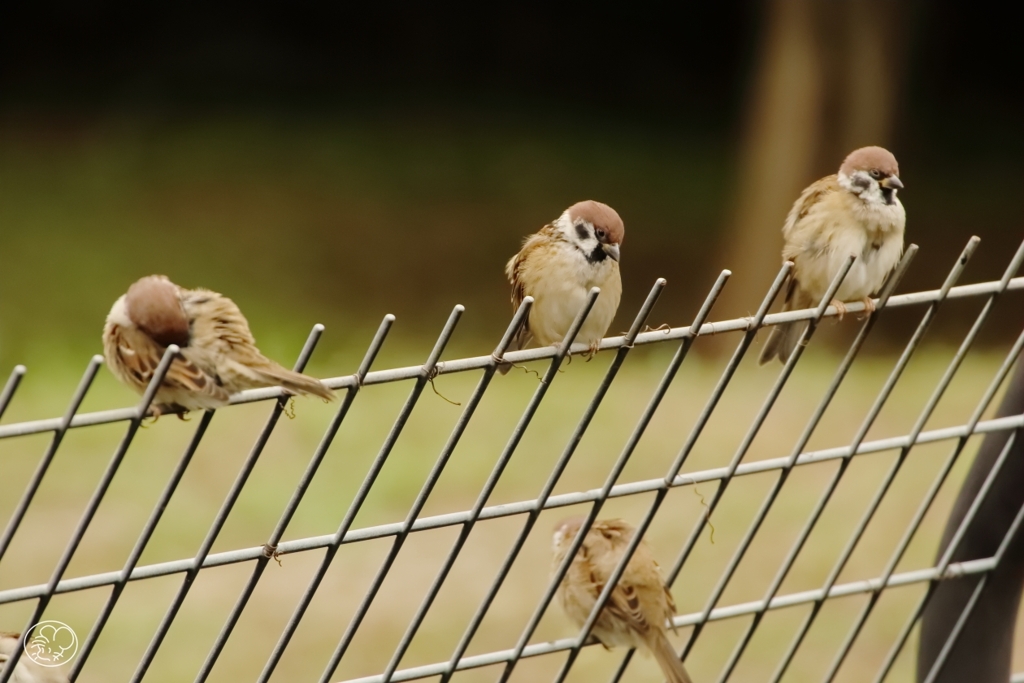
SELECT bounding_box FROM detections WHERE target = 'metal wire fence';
[2,234,1024,683]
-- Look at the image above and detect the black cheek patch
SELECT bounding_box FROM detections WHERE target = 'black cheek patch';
[575,223,589,240]
[853,175,872,191]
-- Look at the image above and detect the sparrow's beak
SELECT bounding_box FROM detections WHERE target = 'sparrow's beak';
[881,175,904,190]
[603,243,621,262]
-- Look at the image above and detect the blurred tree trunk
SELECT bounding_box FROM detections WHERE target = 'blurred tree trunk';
[718,0,910,325]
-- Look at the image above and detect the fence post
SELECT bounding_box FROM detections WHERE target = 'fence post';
[917,359,1024,683]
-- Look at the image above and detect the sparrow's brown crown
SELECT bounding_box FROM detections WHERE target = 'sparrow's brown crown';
[840,146,900,178]
[125,275,191,348]
[567,200,624,246]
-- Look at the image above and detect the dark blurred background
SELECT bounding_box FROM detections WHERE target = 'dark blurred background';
[2,1,1022,370]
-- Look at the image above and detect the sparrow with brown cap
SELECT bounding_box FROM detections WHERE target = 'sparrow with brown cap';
[103,275,335,415]
[759,146,906,365]
[502,200,623,373]
[552,518,693,683]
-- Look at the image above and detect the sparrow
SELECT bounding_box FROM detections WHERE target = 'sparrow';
[0,632,69,683]
[552,518,693,683]
[103,275,336,415]
[501,200,623,374]
[759,146,906,365]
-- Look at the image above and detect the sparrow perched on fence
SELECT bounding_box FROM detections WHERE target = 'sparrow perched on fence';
[0,632,69,683]
[501,200,623,373]
[103,275,335,416]
[759,146,906,365]
[552,518,693,683]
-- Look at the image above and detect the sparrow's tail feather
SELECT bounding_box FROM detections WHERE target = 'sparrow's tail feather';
[758,320,805,366]
[758,277,809,366]
[649,631,693,683]
[258,365,336,401]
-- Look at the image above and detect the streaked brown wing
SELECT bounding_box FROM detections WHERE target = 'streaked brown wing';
[509,257,532,348]
[505,225,559,346]
[782,174,841,246]
[114,325,226,399]
[604,581,655,636]
[179,288,258,356]
[662,583,679,634]
[162,356,226,398]
[107,325,163,389]
[585,520,655,636]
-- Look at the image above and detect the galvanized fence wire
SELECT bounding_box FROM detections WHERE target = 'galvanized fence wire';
[1,236,1023,683]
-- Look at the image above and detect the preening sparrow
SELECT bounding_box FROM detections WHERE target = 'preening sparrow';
[103,275,335,415]
[501,200,623,373]
[552,518,693,683]
[759,146,905,365]
[0,632,69,683]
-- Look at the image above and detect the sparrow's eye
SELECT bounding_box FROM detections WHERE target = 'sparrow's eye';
[869,169,883,179]
[595,227,607,241]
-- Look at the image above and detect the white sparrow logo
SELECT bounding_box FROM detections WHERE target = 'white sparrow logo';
[23,621,78,667]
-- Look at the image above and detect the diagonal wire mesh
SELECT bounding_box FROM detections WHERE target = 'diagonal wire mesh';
[1,235,1023,683]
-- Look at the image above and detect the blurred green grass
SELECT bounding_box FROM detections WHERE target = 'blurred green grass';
[3,111,1024,682]
[0,111,729,371]
[1,335,1019,682]
[3,110,1020,381]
